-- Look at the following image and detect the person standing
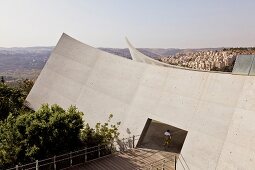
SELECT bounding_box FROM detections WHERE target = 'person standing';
[164,130,171,147]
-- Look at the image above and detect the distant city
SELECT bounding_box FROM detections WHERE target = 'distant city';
[159,48,255,71]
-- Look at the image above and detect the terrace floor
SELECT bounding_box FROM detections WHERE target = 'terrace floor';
[69,148,177,170]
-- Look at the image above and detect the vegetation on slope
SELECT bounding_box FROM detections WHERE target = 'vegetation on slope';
[0,80,121,169]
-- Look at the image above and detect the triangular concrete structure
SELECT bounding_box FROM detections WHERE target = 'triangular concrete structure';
[27,33,255,169]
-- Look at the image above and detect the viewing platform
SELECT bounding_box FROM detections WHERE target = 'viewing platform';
[70,148,177,170]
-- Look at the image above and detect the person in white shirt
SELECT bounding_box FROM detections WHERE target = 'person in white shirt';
[164,130,171,147]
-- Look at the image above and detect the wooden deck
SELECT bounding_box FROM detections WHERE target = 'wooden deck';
[69,148,177,170]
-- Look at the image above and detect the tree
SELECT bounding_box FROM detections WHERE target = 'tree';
[80,114,121,160]
[80,114,121,147]
[0,91,121,169]
[0,104,84,167]
[1,76,5,84]
[0,84,25,120]
[18,79,34,96]
[0,114,21,167]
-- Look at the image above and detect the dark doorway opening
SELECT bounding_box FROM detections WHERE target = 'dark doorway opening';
[137,118,188,153]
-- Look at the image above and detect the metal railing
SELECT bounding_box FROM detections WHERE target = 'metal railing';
[140,154,177,170]
[141,153,190,170]
[7,135,140,170]
[178,154,190,170]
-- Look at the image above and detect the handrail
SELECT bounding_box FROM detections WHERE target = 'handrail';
[178,156,186,170]
[7,135,140,170]
[178,154,190,170]
[139,154,176,170]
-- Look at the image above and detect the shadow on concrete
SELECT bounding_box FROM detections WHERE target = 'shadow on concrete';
[137,118,188,153]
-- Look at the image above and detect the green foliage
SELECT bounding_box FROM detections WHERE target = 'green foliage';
[1,76,5,84]
[0,83,121,168]
[0,84,26,120]
[80,114,121,147]
[0,114,21,167]
[0,104,84,167]
[18,79,34,96]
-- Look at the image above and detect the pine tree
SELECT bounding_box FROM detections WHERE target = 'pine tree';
[1,76,5,84]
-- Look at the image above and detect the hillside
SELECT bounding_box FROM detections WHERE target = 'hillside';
[0,47,182,81]
[2,46,253,82]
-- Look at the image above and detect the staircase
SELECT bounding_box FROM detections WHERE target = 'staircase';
[70,148,177,170]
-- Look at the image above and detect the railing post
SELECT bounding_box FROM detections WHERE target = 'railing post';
[110,143,113,152]
[132,135,135,148]
[162,159,165,170]
[175,155,177,170]
[54,156,56,170]
[15,165,18,170]
[70,152,72,167]
[98,145,100,158]
[122,138,125,151]
[36,160,38,170]
[85,147,87,162]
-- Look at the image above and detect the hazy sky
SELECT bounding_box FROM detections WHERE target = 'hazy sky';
[1,0,255,48]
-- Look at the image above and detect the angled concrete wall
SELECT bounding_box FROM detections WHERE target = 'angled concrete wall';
[26,33,255,170]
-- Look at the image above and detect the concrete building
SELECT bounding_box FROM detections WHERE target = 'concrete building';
[26,33,255,169]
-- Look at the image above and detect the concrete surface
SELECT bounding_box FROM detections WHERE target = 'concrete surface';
[27,33,255,169]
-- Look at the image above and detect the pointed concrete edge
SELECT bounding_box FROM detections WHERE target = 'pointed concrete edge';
[125,37,179,67]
